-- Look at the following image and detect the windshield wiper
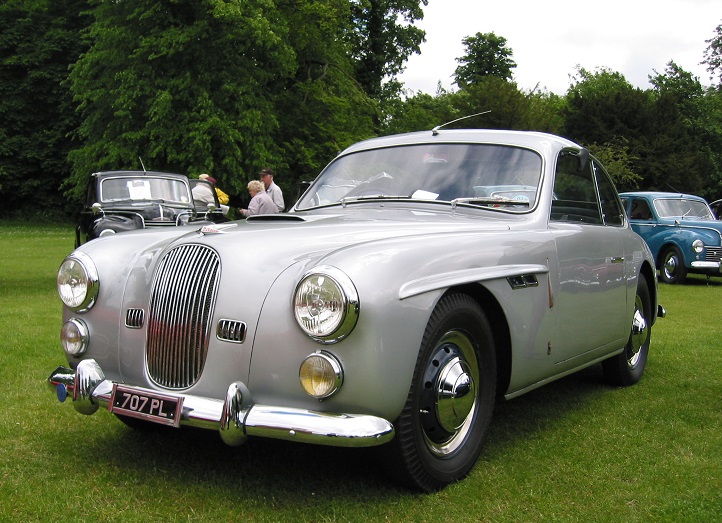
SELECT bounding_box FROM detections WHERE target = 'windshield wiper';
[340,195,410,207]
[451,197,530,208]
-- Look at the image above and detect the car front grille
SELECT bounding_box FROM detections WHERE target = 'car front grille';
[706,247,722,263]
[146,244,220,389]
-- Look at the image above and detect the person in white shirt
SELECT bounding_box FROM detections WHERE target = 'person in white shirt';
[259,167,284,212]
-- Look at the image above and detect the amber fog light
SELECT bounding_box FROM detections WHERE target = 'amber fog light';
[61,318,89,357]
[299,351,343,399]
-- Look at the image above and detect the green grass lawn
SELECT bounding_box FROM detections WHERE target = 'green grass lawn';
[1,222,720,522]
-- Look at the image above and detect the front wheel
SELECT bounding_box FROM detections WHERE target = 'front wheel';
[602,276,652,386]
[659,246,687,284]
[388,294,496,492]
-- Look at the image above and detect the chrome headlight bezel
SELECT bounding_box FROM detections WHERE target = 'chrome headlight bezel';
[692,239,704,254]
[57,251,99,313]
[293,266,359,344]
[61,318,89,357]
[299,351,344,399]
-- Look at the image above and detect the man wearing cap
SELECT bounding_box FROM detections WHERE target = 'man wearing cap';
[259,167,284,212]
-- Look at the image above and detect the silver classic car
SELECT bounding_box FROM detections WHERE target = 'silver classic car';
[49,129,663,492]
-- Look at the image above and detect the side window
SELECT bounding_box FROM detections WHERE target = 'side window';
[550,151,602,224]
[593,160,625,226]
[629,198,652,221]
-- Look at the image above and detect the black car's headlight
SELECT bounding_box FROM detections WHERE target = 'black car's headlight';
[57,252,99,312]
[293,266,359,344]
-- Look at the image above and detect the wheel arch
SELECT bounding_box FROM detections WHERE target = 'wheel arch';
[439,283,512,398]
[639,259,659,325]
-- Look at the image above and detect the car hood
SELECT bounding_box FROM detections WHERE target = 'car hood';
[177,208,512,269]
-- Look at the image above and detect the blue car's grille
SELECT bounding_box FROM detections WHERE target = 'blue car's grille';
[146,244,220,389]
[706,247,722,263]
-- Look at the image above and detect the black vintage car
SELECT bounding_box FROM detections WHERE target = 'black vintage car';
[76,171,223,247]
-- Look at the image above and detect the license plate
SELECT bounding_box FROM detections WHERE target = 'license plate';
[110,385,184,428]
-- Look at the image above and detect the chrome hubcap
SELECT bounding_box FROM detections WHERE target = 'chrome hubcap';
[420,331,479,456]
[628,295,647,367]
[663,254,678,279]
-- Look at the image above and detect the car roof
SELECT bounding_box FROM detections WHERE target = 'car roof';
[338,129,582,155]
[619,191,708,202]
[91,170,188,180]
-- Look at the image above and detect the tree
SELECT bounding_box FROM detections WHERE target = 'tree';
[650,62,722,198]
[272,0,377,194]
[66,0,300,202]
[453,32,516,88]
[0,0,90,219]
[347,0,427,103]
[702,20,722,86]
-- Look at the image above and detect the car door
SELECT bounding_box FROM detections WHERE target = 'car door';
[549,151,629,368]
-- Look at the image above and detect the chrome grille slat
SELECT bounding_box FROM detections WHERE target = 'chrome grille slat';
[706,247,722,263]
[147,244,220,389]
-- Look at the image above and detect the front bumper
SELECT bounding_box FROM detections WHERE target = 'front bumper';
[48,359,395,448]
[690,260,721,271]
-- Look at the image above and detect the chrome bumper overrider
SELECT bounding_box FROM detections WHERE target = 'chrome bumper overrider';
[48,359,395,448]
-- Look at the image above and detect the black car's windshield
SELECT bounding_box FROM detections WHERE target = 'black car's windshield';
[654,198,714,220]
[100,177,191,204]
[296,143,542,211]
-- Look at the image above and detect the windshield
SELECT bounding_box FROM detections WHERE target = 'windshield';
[654,198,714,219]
[100,177,191,204]
[295,143,542,211]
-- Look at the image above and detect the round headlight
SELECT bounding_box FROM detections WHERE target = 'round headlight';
[57,252,99,312]
[293,266,359,343]
[299,351,343,399]
[692,239,704,254]
[61,318,89,357]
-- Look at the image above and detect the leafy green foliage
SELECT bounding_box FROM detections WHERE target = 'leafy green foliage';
[0,0,90,219]
[703,20,722,84]
[454,32,516,87]
[2,8,722,216]
[66,0,298,200]
[348,0,427,103]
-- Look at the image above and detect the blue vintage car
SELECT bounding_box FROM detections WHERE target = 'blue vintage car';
[620,191,722,284]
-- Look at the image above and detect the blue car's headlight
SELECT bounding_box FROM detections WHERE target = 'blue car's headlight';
[57,252,99,312]
[293,266,359,344]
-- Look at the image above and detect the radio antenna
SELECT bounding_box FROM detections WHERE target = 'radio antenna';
[139,157,147,172]
[432,110,491,135]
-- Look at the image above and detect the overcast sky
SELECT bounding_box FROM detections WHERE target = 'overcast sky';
[398,0,720,95]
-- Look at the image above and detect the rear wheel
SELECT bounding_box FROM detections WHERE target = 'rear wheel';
[389,294,496,492]
[659,246,687,284]
[602,276,651,386]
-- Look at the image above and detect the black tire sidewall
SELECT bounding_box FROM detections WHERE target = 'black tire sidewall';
[394,293,497,490]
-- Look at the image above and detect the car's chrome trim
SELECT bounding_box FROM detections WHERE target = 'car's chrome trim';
[399,263,549,300]
[125,308,144,329]
[690,260,721,270]
[216,319,246,343]
[48,360,395,448]
[147,244,220,389]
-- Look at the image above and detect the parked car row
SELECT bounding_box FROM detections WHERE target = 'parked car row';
[49,129,664,491]
[620,192,722,284]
